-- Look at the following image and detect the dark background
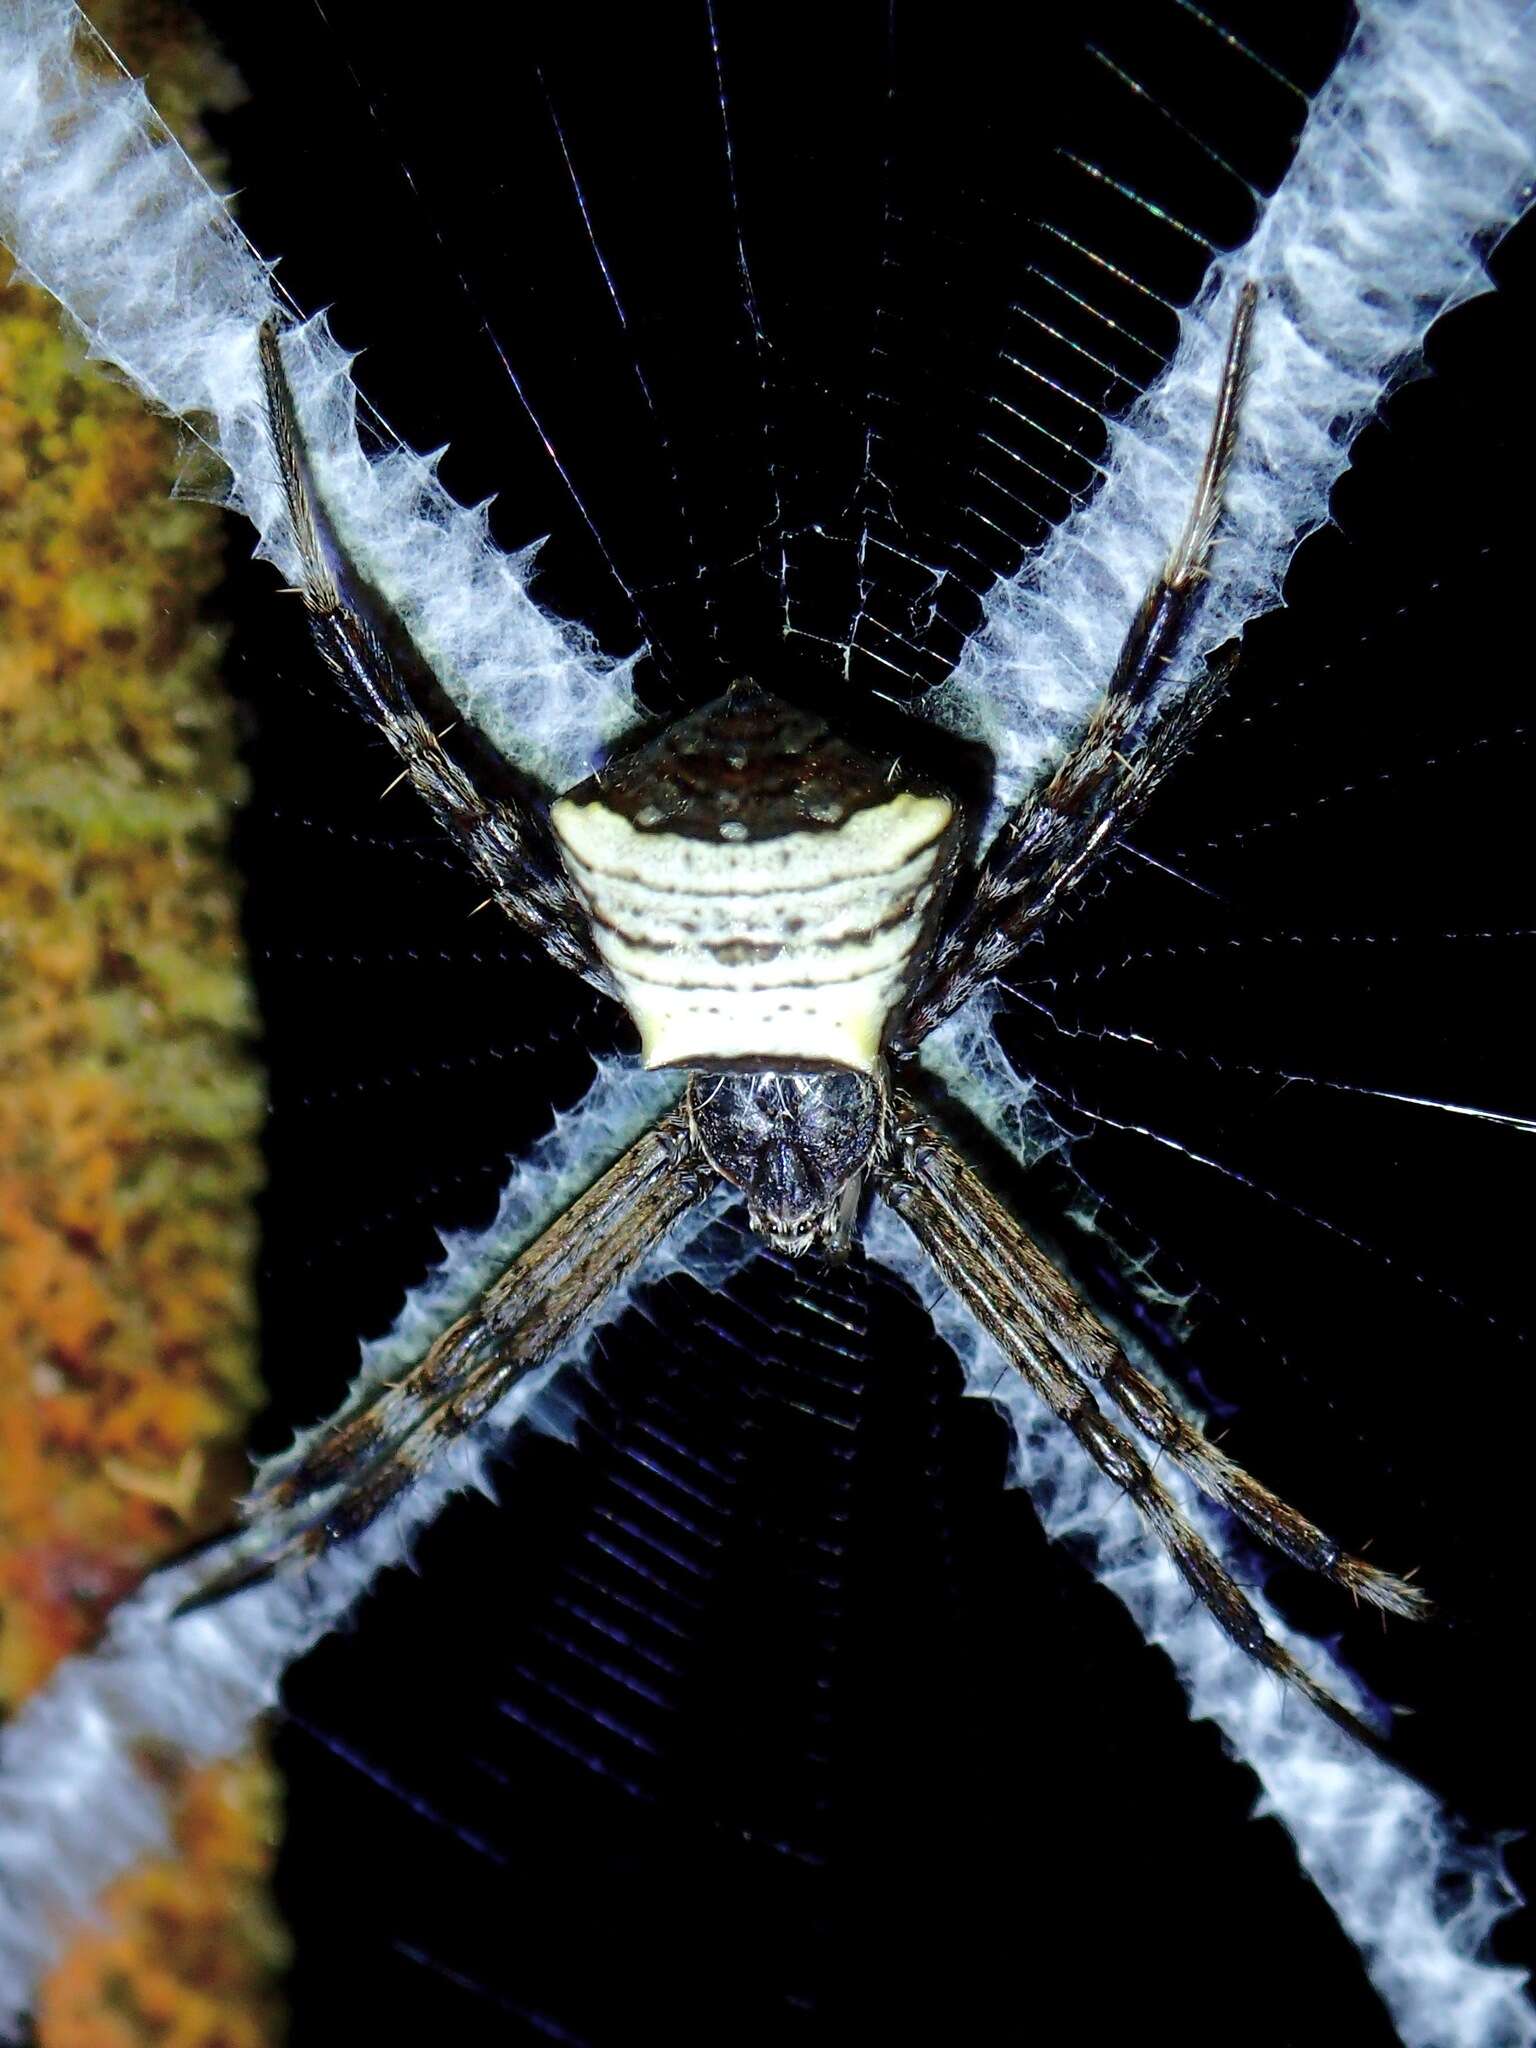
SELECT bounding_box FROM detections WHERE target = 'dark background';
[178,3,1533,2041]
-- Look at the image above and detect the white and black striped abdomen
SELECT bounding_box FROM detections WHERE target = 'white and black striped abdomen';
[551,686,955,1073]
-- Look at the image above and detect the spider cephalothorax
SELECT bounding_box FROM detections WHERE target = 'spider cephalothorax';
[688,1067,887,1255]
[171,299,1431,1762]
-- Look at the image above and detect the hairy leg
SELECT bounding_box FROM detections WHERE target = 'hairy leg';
[177,1111,711,1610]
[876,1089,1425,1753]
[261,322,608,988]
[902,284,1257,1044]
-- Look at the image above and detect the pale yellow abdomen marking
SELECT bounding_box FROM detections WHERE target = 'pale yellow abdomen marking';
[551,791,953,1071]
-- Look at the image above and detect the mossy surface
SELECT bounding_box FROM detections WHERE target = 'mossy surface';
[1,4,286,2038]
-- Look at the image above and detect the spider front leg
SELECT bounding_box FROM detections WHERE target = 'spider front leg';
[901,283,1258,1045]
[175,1111,714,1612]
[875,1092,1427,1755]
[259,322,608,989]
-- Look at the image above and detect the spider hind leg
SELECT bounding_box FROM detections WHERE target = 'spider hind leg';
[903,283,1260,1043]
[258,321,606,988]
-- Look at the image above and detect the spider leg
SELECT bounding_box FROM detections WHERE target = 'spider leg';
[259,322,609,990]
[900,284,1257,1046]
[876,1092,1422,1755]
[1001,1246,1428,1619]
[175,1111,712,1612]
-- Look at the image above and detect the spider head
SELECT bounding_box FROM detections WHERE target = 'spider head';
[686,1068,885,1257]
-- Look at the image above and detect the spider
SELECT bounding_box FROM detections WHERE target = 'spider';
[171,283,1428,1758]
[5,4,1536,2036]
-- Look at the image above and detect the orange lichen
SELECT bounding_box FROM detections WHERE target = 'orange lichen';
[33,1752,286,2048]
[0,250,266,1686]
[0,2,286,2038]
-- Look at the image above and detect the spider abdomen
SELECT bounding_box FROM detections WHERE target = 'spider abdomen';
[551,684,955,1072]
